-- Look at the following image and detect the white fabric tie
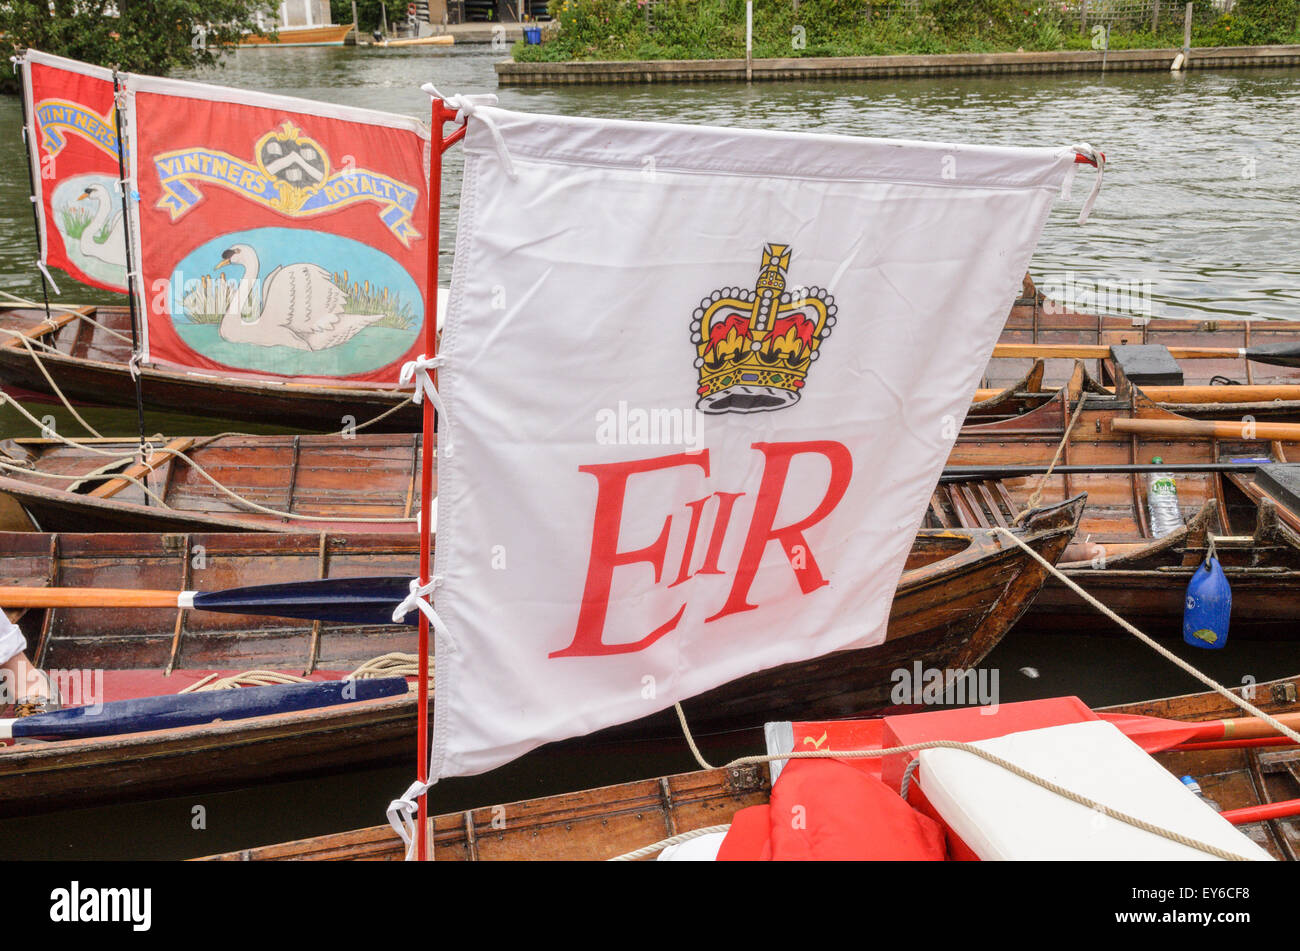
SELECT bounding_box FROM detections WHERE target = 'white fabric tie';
[416,496,438,535]
[386,572,454,861]
[399,353,451,456]
[35,261,61,296]
[387,778,436,861]
[421,82,517,181]
[393,575,455,651]
[1072,143,1105,225]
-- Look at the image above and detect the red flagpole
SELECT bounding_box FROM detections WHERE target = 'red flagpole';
[417,99,465,862]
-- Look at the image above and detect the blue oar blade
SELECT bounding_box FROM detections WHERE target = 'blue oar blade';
[1247,343,1300,369]
[12,676,410,741]
[191,576,417,626]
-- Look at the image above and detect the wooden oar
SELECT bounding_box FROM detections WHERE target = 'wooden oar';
[941,461,1268,482]
[1100,710,1300,753]
[0,677,410,741]
[973,384,1300,404]
[992,342,1300,368]
[1110,417,1300,441]
[0,576,418,626]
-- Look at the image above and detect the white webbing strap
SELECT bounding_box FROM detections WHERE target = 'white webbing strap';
[1072,143,1105,225]
[421,83,516,181]
[415,496,438,535]
[399,353,452,457]
[387,778,437,861]
[35,260,61,296]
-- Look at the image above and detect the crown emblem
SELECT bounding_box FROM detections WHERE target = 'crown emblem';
[691,244,836,414]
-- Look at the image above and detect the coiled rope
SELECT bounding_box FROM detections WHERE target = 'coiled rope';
[179,653,433,693]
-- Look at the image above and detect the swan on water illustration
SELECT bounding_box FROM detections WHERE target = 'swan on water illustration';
[73,182,126,267]
[213,243,386,351]
[172,227,422,377]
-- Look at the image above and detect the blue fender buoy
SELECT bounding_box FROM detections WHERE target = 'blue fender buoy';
[1184,554,1231,649]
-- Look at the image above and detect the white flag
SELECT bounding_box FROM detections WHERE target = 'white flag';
[431,106,1085,779]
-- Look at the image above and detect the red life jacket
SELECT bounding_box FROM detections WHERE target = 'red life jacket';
[717,758,947,861]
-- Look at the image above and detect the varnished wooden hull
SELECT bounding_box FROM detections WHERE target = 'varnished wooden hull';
[945,365,1300,637]
[0,307,420,433]
[238,23,355,47]
[0,499,1080,817]
[991,274,1300,390]
[5,281,1299,434]
[200,673,1300,861]
[0,432,426,533]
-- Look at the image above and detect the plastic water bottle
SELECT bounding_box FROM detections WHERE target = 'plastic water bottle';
[1147,457,1185,538]
[1180,775,1222,812]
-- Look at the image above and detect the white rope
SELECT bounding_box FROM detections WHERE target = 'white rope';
[421,83,516,181]
[0,289,133,343]
[673,693,1256,861]
[0,388,417,525]
[991,526,1300,745]
[0,330,103,436]
[0,456,171,507]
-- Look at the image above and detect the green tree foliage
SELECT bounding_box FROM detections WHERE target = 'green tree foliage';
[330,0,393,33]
[515,0,1300,62]
[1230,0,1300,45]
[0,0,278,91]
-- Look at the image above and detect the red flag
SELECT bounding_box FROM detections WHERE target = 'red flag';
[22,50,128,294]
[124,75,430,385]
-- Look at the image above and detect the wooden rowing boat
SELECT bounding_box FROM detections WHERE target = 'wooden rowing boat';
[0,432,426,533]
[972,358,1300,424]
[991,274,1300,390]
[197,672,1300,860]
[372,34,454,47]
[946,363,1300,637]
[2,351,1294,552]
[238,23,355,47]
[0,306,422,432]
[3,278,1291,434]
[0,498,1080,817]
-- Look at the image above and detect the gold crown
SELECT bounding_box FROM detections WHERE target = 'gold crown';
[691,244,835,415]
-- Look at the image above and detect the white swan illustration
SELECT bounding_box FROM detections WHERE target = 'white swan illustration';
[75,184,126,268]
[214,244,386,351]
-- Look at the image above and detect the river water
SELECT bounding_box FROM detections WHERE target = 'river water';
[0,47,1296,858]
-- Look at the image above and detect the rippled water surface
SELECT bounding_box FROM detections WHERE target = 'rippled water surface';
[1,47,1298,317]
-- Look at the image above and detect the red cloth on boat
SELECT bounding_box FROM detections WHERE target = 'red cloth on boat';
[716,759,947,861]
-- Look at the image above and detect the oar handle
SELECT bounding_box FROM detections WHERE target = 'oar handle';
[1111,416,1300,442]
[1213,710,1300,741]
[989,344,1247,361]
[0,586,181,609]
